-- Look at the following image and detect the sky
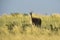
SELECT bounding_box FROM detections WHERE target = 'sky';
[0,0,60,15]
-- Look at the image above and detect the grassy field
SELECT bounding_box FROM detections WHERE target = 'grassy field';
[0,13,60,40]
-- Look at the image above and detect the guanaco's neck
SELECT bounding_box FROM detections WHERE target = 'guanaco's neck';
[30,12,32,18]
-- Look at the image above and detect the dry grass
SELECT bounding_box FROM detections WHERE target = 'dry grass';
[0,13,60,40]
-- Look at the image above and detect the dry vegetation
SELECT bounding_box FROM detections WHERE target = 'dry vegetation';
[0,13,60,40]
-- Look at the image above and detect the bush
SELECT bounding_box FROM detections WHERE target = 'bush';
[6,22,14,31]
